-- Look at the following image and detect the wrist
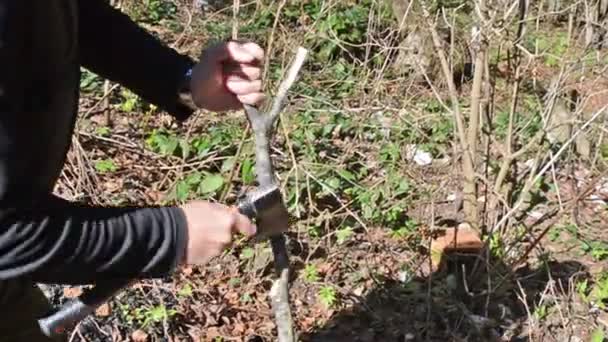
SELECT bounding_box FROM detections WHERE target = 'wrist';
[177,66,199,111]
[168,206,190,268]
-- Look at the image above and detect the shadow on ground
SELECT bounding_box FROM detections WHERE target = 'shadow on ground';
[298,252,590,342]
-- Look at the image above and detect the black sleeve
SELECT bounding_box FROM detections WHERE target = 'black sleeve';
[77,0,197,121]
[0,194,189,285]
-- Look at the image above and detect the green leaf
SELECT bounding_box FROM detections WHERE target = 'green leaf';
[336,169,355,182]
[175,180,190,201]
[178,283,192,297]
[198,174,224,194]
[318,285,337,307]
[95,159,117,173]
[241,158,255,184]
[95,126,110,136]
[179,139,190,159]
[591,327,605,342]
[240,247,255,260]
[221,157,236,173]
[336,227,354,245]
[185,172,202,185]
[304,263,320,282]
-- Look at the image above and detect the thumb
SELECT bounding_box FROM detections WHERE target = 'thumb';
[230,207,257,236]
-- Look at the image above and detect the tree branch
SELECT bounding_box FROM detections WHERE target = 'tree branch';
[243,46,308,342]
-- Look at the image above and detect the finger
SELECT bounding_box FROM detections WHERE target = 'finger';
[224,65,261,81]
[239,42,265,62]
[226,79,262,95]
[231,209,257,236]
[237,93,266,106]
[215,41,261,64]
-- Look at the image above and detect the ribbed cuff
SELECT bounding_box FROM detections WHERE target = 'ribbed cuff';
[167,206,189,272]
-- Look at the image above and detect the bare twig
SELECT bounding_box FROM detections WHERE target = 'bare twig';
[421,2,483,230]
[492,104,608,233]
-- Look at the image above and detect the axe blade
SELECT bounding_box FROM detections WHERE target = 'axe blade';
[237,185,289,239]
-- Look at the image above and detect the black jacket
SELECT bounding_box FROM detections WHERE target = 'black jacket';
[0,0,197,285]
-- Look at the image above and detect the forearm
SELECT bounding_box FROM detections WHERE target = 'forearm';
[0,195,188,285]
[77,0,196,121]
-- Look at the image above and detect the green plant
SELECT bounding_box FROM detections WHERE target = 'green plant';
[590,273,608,309]
[79,69,103,94]
[591,328,605,342]
[146,129,184,157]
[241,293,253,304]
[240,247,255,260]
[581,241,608,261]
[335,226,354,245]
[141,305,177,328]
[95,159,117,173]
[304,263,320,282]
[178,283,193,297]
[533,303,549,320]
[119,303,177,328]
[118,89,141,113]
[389,219,418,239]
[229,277,242,287]
[170,171,225,202]
[95,126,111,137]
[128,0,178,24]
[318,285,337,308]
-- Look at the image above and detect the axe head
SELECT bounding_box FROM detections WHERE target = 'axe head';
[236,185,289,239]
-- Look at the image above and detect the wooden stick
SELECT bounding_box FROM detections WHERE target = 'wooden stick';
[243,47,308,342]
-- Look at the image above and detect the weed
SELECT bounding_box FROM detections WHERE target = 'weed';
[318,285,337,308]
[239,247,255,260]
[304,263,320,283]
[335,226,354,245]
[177,283,193,297]
[591,328,605,342]
[95,159,117,173]
[590,273,608,309]
[169,171,225,202]
[79,68,103,94]
[119,303,177,329]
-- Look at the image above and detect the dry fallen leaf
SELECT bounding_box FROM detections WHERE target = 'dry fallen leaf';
[234,322,246,334]
[181,266,193,276]
[131,329,149,342]
[95,303,111,317]
[63,287,83,298]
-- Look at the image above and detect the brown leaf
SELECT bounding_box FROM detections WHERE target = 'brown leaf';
[352,286,365,297]
[181,266,193,276]
[234,322,246,334]
[317,262,332,274]
[206,327,220,339]
[131,329,149,342]
[63,287,83,298]
[95,303,111,317]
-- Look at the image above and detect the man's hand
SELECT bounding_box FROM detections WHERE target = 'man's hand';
[190,41,265,112]
[179,201,256,265]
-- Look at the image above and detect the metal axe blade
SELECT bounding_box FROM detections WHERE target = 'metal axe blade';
[236,185,290,240]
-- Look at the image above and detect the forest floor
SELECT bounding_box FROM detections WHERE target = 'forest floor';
[44,1,608,341]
